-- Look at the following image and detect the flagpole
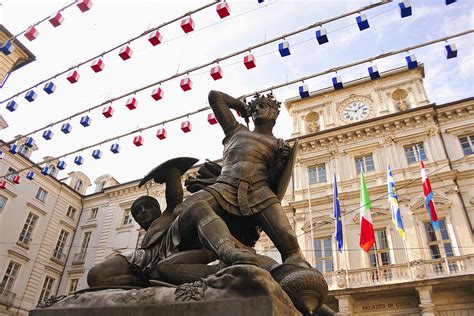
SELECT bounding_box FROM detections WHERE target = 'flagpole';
[403,238,413,279]
[306,168,315,266]
[373,242,382,283]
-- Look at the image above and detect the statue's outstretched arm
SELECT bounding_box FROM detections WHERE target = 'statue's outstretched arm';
[208,90,248,134]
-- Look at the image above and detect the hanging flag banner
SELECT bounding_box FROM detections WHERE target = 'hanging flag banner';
[420,161,439,229]
[359,172,375,252]
[387,164,406,239]
[334,173,343,253]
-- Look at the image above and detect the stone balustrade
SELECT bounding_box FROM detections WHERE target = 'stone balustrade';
[323,254,474,290]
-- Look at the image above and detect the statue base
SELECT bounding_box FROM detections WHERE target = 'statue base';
[30,265,301,316]
[30,295,297,316]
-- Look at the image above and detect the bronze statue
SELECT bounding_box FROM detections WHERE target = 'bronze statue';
[84,91,329,315]
[171,90,309,268]
[88,157,222,287]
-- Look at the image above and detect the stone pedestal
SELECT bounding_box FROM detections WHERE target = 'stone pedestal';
[30,295,297,316]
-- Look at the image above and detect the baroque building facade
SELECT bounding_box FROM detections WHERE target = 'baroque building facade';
[0,65,473,315]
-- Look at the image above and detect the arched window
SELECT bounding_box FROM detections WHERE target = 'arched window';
[74,180,83,192]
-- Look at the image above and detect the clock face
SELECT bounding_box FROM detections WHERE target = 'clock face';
[342,101,369,122]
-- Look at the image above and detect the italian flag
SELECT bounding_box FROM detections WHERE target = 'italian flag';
[359,172,375,252]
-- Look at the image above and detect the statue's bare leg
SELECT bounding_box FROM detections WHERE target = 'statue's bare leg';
[175,191,259,266]
[255,203,310,268]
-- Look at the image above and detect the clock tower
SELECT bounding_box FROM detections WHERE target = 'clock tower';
[284,65,429,137]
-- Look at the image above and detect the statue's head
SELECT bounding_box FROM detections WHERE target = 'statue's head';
[247,93,281,126]
[131,196,161,230]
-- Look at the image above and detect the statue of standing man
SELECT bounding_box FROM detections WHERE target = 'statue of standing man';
[173,90,309,268]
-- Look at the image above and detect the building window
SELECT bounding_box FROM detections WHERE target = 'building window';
[18,145,29,156]
[66,206,77,220]
[424,218,453,258]
[314,237,333,273]
[404,142,426,164]
[459,135,474,156]
[355,154,375,174]
[0,195,8,210]
[73,232,91,263]
[89,208,98,220]
[122,209,133,226]
[80,232,91,254]
[18,212,39,246]
[38,276,55,304]
[35,187,48,202]
[68,279,79,295]
[5,168,17,182]
[0,261,21,294]
[368,229,391,267]
[308,164,327,184]
[53,230,69,262]
[73,180,83,192]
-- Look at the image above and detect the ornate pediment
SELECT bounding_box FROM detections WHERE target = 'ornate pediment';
[410,192,452,215]
[351,208,391,225]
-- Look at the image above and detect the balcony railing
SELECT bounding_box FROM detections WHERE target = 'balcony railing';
[16,236,32,248]
[0,288,16,306]
[323,254,474,291]
[51,250,66,263]
[72,252,87,264]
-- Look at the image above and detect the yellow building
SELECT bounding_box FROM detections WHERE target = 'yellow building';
[259,64,474,315]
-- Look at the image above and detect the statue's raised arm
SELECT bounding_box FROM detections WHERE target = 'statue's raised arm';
[208,90,249,134]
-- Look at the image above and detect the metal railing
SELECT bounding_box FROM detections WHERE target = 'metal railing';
[51,250,66,263]
[16,236,32,248]
[72,252,87,264]
[0,288,16,306]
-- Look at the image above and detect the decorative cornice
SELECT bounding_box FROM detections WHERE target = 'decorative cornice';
[296,108,436,153]
[26,202,47,215]
[7,249,30,263]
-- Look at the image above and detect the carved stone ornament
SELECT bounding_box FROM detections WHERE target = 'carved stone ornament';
[429,126,440,137]
[335,269,347,288]
[411,259,425,279]
[384,135,395,145]
[174,280,207,301]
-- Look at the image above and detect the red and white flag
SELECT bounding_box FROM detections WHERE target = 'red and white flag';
[420,161,439,229]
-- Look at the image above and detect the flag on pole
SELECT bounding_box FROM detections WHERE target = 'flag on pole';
[359,172,375,252]
[334,173,343,253]
[387,164,406,239]
[420,161,439,229]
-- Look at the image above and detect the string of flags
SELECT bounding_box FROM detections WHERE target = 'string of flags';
[0,0,225,104]
[2,0,390,117]
[0,0,91,55]
[4,1,464,141]
[0,3,467,180]
[2,29,471,183]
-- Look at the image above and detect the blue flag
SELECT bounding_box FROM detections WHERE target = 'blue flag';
[387,164,406,239]
[334,173,343,253]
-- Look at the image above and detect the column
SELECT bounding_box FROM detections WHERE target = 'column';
[416,286,435,316]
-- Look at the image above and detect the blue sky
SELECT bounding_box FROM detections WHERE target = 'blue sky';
[1,0,473,192]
